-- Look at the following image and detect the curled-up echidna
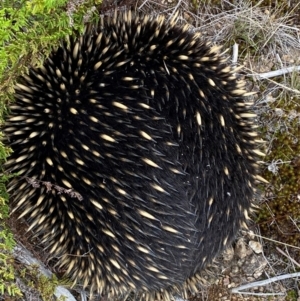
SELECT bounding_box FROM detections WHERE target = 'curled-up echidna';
[3,10,261,300]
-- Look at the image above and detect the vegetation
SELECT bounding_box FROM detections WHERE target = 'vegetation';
[0,0,300,300]
[0,0,101,103]
[0,0,101,299]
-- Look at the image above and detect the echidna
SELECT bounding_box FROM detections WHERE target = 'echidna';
[4,10,261,300]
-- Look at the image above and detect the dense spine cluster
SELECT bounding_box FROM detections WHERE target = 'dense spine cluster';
[4,11,260,300]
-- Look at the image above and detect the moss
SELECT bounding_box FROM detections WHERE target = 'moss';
[257,84,300,258]
[0,0,102,104]
[0,229,21,299]
[17,265,71,301]
[286,289,298,301]
[0,1,102,299]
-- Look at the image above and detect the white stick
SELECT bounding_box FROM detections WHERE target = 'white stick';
[254,65,300,79]
[232,43,239,65]
[231,272,300,294]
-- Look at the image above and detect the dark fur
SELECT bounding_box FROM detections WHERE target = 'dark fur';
[4,11,258,299]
